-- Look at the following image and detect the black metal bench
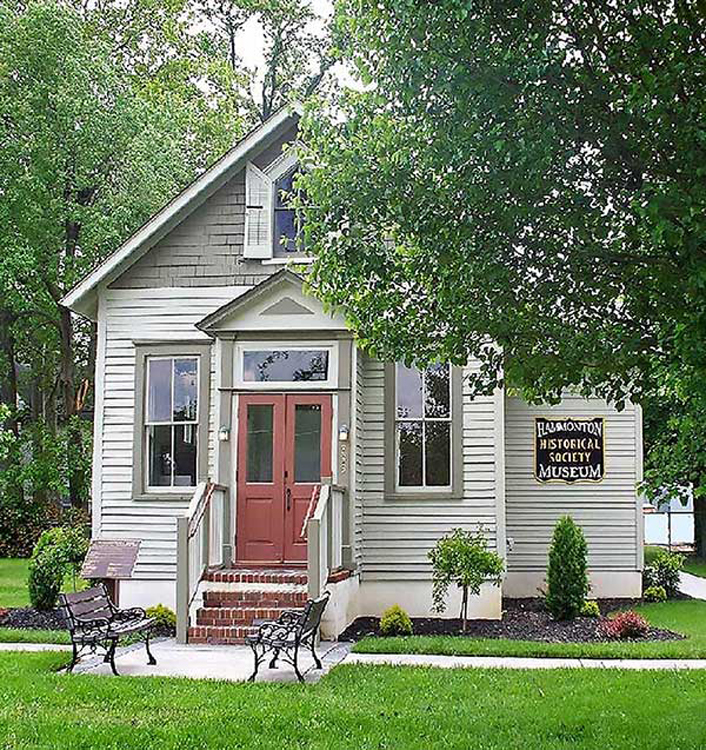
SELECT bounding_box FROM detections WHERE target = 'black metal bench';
[246,591,330,683]
[59,584,157,676]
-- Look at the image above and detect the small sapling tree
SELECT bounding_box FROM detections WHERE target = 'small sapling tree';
[428,528,504,633]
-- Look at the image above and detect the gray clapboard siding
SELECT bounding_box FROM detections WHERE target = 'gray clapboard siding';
[504,395,640,572]
[109,125,299,291]
[357,357,499,581]
[99,286,248,579]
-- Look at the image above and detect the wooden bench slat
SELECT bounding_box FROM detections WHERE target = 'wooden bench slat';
[70,598,111,617]
[62,587,105,605]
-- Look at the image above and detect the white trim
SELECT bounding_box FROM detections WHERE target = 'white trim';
[635,402,645,570]
[393,363,453,492]
[234,341,338,390]
[494,386,507,562]
[61,106,301,316]
[261,257,314,266]
[90,295,108,537]
[264,150,299,180]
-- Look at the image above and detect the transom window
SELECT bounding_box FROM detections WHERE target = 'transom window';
[145,357,199,488]
[396,363,451,488]
[243,349,329,383]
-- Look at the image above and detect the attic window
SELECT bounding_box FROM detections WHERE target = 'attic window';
[274,167,305,256]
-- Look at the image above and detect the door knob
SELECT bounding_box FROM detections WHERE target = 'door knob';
[286,487,292,511]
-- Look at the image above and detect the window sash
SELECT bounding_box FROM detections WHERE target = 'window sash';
[144,356,200,489]
[395,364,452,490]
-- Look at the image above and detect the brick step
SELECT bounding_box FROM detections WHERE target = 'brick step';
[203,589,309,608]
[195,606,294,627]
[203,568,307,586]
[188,625,257,645]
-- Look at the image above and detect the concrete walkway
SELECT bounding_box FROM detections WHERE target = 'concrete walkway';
[346,652,706,671]
[0,642,71,653]
[680,571,706,600]
[69,638,352,682]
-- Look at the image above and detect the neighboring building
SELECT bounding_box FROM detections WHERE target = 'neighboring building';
[61,105,644,641]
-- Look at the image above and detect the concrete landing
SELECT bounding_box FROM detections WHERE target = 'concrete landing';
[72,638,352,683]
[680,571,706,600]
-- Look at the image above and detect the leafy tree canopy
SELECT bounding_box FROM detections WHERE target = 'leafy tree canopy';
[299,1,706,545]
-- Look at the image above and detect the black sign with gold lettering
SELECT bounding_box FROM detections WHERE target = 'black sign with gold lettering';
[534,417,605,483]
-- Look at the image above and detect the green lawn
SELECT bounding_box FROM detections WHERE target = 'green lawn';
[0,559,30,608]
[684,557,706,578]
[0,651,705,749]
[0,627,70,644]
[354,600,706,659]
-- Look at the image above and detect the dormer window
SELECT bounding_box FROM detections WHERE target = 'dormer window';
[244,151,308,261]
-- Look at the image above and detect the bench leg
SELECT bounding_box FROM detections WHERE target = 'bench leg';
[292,644,304,683]
[107,640,119,676]
[268,648,280,669]
[67,642,78,673]
[144,631,157,666]
[310,638,322,670]
[248,643,263,683]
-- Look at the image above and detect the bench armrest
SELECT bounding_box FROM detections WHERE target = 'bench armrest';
[113,607,148,622]
[72,616,112,636]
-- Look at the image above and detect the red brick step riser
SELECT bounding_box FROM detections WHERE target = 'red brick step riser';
[188,625,256,645]
[195,606,290,626]
[203,590,309,608]
[203,570,307,586]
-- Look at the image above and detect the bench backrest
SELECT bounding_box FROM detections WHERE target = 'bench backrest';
[59,585,114,630]
[298,591,330,640]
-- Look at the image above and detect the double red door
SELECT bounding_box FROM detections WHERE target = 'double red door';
[236,394,332,564]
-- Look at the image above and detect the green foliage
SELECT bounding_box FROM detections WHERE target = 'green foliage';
[643,585,667,603]
[298,1,706,558]
[379,605,413,636]
[27,524,89,610]
[428,528,504,632]
[545,517,589,620]
[146,604,177,632]
[642,549,684,598]
[580,600,600,618]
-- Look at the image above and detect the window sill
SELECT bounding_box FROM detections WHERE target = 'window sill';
[133,490,196,502]
[385,490,463,502]
[261,256,314,266]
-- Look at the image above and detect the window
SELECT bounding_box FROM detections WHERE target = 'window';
[396,364,451,488]
[145,357,199,488]
[273,167,305,257]
[133,343,210,499]
[385,362,462,498]
[242,349,329,383]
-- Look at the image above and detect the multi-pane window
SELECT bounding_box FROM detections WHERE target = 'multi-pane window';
[396,363,451,488]
[273,167,305,256]
[145,357,199,488]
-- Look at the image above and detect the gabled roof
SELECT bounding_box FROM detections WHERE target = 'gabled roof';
[61,104,302,319]
[196,269,347,335]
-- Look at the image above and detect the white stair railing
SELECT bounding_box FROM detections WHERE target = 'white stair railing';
[307,479,346,601]
[176,481,227,644]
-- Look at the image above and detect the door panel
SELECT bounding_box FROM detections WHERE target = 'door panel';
[236,393,331,565]
[236,395,285,563]
[283,395,332,563]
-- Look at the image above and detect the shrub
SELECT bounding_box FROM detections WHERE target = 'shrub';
[545,516,590,620]
[601,610,649,639]
[379,605,413,636]
[643,585,667,603]
[580,600,600,618]
[642,549,684,597]
[146,604,177,632]
[27,525,90,610]
[428,527,504,632]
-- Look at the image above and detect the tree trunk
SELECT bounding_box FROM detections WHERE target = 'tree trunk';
[695,495,706,560]
[58,305,85,508]
[0,308,18,430]
[461,586,468,634]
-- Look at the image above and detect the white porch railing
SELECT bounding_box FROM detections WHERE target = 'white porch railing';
[307,479,345,600]
[176,481,228,644]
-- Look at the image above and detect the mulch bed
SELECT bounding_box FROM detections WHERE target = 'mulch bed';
[338,598,685,643]
[0,607,175,639]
